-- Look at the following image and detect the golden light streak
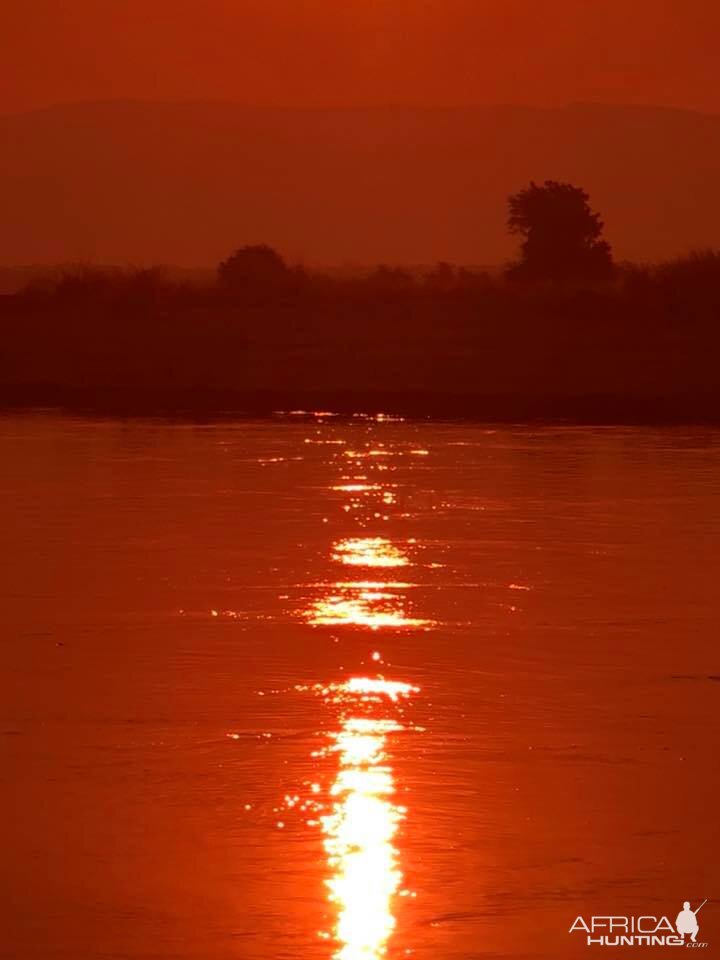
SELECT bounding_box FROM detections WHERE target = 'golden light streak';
[306,585,431,629]
[328,581,414,589]
[333,538,409,568]
[319,678,418,960]
[343,678,418,700]
[343,449,390,459]
[331,484,382,492]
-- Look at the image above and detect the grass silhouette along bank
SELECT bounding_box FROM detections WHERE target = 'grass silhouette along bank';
[1,184,719,421]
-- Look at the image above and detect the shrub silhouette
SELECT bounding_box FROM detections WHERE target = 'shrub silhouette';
[217,244,294,297]
[507,180,614,283]
[4,223,720,419]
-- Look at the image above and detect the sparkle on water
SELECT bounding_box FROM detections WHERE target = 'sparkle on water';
[319,676,419,960]
[308,587,431,629]
[332,538,410,568]
[331,483,382,493]
[291,428,429,955]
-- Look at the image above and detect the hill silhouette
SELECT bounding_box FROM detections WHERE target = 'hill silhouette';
[2,101,720,265]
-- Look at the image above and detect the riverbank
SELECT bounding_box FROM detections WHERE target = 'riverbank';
[2,257,719,422]
[2,383,719,424]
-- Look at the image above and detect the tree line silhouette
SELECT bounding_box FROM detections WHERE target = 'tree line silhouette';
[1,181,719,420]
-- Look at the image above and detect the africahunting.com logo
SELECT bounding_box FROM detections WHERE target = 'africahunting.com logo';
[569,900,709,948]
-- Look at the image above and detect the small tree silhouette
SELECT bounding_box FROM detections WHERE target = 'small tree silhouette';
[507,181,614,283]
[217,244,292,296]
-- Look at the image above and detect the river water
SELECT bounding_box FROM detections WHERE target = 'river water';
[2,413,718,959]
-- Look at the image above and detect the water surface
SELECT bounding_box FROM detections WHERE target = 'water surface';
[2,413,718,958]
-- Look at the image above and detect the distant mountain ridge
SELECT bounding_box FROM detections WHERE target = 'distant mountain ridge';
[1,100,719,265]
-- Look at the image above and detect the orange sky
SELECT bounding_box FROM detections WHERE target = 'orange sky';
[2,0,720,115]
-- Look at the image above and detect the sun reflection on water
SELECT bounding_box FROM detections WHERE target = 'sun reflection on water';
[308,586,431,629]
[331,483,382,493]
[318,676,419,960]
[277,426,433,955]
[333,537,410,568]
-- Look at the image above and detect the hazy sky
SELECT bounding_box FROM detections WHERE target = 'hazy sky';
[2,0,720,114]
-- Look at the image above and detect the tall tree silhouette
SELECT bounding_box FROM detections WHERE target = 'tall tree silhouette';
[507,181,614,283]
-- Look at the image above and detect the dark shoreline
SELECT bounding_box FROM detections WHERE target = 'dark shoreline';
[4,253,720,427]
[2,383,719,425]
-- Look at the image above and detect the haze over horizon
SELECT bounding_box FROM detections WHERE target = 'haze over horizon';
[3,100,720,267]
[3,2,720,267]
[3,1,720,115]
[6,96,720,120]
